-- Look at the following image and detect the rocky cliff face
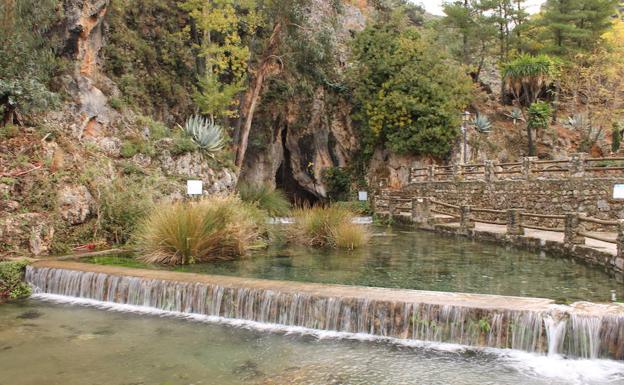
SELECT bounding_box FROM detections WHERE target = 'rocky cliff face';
[241,1,367,201]
[0,0,236,257]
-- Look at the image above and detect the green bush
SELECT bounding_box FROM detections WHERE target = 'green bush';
[98,178,154,244]
[0,124,19,140]
[238,183,291,217]
[120,136,155,158]
[170,133,198,156]
[287,206,370,250]
[0,260,32,301]
[135,195,267,265]
[136,115,170,140]
[322,167,352,201]
[333,200,372,216]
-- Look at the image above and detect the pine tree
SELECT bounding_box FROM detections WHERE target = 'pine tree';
[540,0,619,57]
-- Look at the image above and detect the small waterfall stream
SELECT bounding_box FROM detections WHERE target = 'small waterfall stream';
[25,265,624,360]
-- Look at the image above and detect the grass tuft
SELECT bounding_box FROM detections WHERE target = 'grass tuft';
[135,195,267,265]
[287,206,369,250]
[238,183,291,217]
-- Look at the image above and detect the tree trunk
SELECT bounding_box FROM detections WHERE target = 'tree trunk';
[527,124,534,156]
[235,21,282,169]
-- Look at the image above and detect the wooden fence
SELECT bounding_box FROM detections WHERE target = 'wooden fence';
[375,192,624,258]
[407,154,624,183]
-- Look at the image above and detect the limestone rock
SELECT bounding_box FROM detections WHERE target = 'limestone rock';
[57,185,94,225]
[158,150,237,195]
[0,213,54,256]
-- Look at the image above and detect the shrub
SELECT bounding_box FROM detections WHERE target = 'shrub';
[170,133,198,156]
[120,136,155,158]
[135,195,267,265]
[287,206,370,250]
[98,178,154,244]
[238,183,291,217]
[322,167,351,201]
[0,260,32,301]
[333,200,372,216]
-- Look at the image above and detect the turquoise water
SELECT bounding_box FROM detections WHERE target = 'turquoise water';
[87,228,624,303]
[2,299,624,385]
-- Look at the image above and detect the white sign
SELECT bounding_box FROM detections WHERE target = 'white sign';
[187,180,203,196]
[614,184,624,199]
[358,191,368,201]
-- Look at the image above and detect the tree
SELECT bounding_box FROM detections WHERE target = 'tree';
[350,11,473,158]
[181,0,261,120]
[441,0,497,81]
[0,0,60,126]
[539,0,619,57]
[502,54,558,154]
[235,0,314,169]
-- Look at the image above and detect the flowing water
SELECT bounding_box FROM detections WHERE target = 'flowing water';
[2,299,624,385]
[25,265,624,360]
[88,228,624,303]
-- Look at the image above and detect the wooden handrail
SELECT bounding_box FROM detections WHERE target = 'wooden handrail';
[522,224,565,232]
[472,208,505,214]
[520,213,565,220]
[578,231,616,244]
[431,209,460,218]
[430,199,460,209]
[579,217,619,226]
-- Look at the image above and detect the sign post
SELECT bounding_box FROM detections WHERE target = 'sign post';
[187,180,203,199]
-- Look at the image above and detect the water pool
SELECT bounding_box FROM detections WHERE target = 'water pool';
[88,228,624,303]
[2,299,623,385]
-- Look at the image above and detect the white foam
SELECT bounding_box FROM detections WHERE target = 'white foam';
[32,293,624,384]
[501,350,624,384]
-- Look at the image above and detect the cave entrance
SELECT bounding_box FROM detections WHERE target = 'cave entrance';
[275,125,319,206]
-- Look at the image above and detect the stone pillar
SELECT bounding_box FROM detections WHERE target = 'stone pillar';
[411,197,431,224]
[569,153,587,178]
[387,197,396,219]
[453,163,462,181]
[506,209,524,235]
[460,205,475,233]
[522,157,536,179]
[564,213,585,246]
[617,219,624,260]
[484,160,497,182]
[427,165,436,181]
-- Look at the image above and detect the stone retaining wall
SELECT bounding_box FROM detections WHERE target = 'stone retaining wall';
[404,177,624,221]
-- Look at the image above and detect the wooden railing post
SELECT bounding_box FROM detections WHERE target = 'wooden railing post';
[460,205,475,233]
[564,213,585,246]
[411,197,431,224]
[484,160,496,182]
[617,219,624,260]
[506,209,524,235]
[569,153,587,178]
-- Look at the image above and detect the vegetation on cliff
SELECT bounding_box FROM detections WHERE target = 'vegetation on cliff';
[0,260,31,301]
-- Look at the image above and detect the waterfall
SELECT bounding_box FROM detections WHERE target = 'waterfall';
[544,315,567,356]
[25,265,624,360]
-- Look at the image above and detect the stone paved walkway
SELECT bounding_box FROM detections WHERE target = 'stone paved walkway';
[468,222,618,255]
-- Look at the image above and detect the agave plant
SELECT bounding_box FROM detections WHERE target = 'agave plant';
[506,108,525,125]
[183,115,225,153]
[471,114,492,133]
